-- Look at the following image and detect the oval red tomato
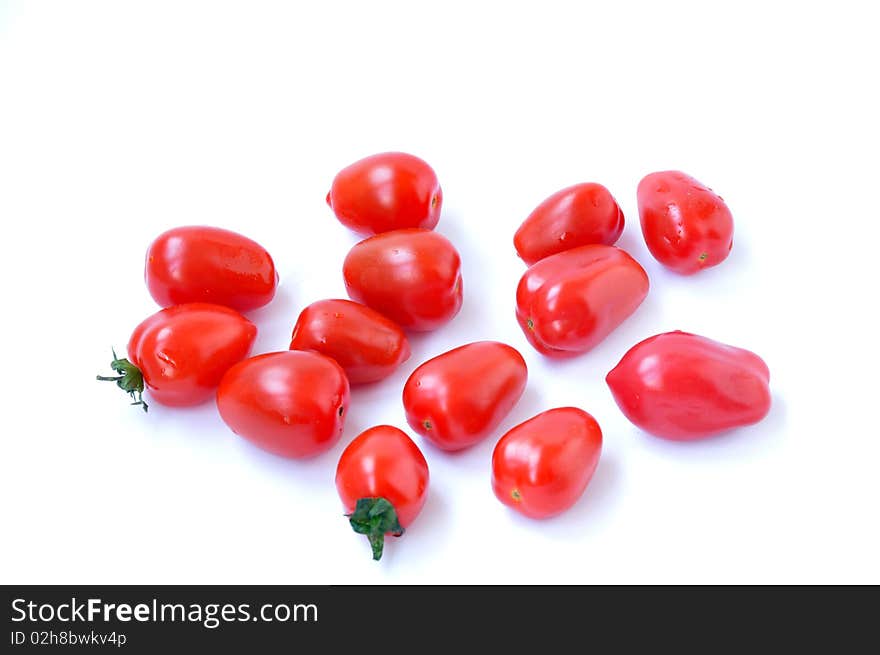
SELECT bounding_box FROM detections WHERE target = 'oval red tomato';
[402,341,527,451]
[514,183,624,266]
[289,299,410,384]
[336,425,430,560]
[97,303,257,410]
[606,331,771,440]
[516,244,649,357]
[217,351,350,458]
[343,228,463,331]
[327,152,442,236]
[637,171,734,275]
[145,226,278,312]
[492,407,602,519]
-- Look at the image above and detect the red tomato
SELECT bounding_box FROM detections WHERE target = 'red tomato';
[289,299,410,384]
[97,303,257,410]
[327,152,442,236]
[402,341,528,451]
[514,183,624,265]
[606,331,771,440]
[515,245,649,357]
[145,226,278,312]
[637,171,734,275]
[336,425,430,560]
[343,228,463,332]
[492,407,602,519]
[217,351,350,458]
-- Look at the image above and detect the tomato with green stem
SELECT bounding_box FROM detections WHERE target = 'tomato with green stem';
[336,425,429,560]
[97,303,257,411]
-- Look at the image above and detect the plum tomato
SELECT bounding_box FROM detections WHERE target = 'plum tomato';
[403,341,527,451]
[343,228,463,332]
[515,244,649,357]
[289,299,410,384]
[606,331,771,440]
[492,407,603,519]
[514,182,624,265]
[327,152,442,236]
[637,171,734,274]
[145,226,278,312]
[217,351,350,458]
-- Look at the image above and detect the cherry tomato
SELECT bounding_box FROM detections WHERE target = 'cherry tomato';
[327,152,442,236]
[217,351,350,458]
[637,171,734,274]
[515,244,649,357]
[145,226,278,312]
[606,331,771,440]
[403,341,527,451]
[97,303,257,410]
[492,407,602,519]
[514,183,624,266]
[343,228,463,332]
[289,299,410,385]
[336,425,430,560]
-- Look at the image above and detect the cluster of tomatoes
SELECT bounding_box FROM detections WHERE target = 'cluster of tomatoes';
[99,152,772,561]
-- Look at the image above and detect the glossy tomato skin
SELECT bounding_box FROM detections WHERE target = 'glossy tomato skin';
[492,407,602,519]
[217,351,350,459]
[403,341,528,451]
[637,171,734,275]
[515,244,649,357]
[606,331,771,440]
[289,299,410,385]
[327,152,442,236]
[145,226,277,312]
[343,228,463,332]
[336,426,429,528]
[514,183,624,266]
[127,303,257,407]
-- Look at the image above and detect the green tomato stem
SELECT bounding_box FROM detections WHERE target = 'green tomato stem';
[345,497,404,561]
[97,348,148,412]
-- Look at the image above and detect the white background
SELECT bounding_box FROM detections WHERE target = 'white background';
[1,1,878,584]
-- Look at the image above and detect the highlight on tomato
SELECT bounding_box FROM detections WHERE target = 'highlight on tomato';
[515,244,649,357]
[343,228,463,332]
[217,350,350,458]
[637,171,734,275]
[336,425,430,561]
[289,299,410,385]
[145,225,278,312]
[606,331,771,440]
[327,152,442,236]
[514,182,624,266]
[403,341,527,451]
[492,407,603,519]
[97,303,257,411]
